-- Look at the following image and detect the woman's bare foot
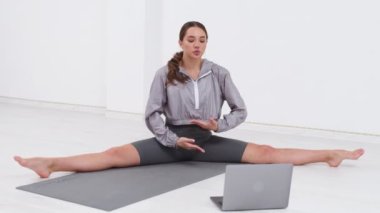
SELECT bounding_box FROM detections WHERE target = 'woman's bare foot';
[327,148,365,167]
[14,156,53,178]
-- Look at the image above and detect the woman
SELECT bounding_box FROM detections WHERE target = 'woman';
[14,21,364,178]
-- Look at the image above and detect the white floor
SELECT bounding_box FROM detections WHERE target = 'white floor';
[1,101,379,213]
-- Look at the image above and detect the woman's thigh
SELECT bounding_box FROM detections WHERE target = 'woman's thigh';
[192,135,248,163]
[131,137,200,165]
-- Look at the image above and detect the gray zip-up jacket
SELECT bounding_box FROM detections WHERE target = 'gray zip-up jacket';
[145,59,247,147]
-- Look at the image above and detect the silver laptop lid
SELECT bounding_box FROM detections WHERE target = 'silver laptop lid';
[222,164,293,211]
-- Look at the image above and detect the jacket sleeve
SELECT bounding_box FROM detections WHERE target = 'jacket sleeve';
[145,68,179,148]
[215,67,248,132]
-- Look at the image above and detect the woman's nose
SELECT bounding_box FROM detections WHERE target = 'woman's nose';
[194,41,200,48]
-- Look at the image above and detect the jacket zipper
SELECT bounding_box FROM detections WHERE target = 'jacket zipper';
[192,70,212,109]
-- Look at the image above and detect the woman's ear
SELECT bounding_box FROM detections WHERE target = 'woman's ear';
[178,40,183,47]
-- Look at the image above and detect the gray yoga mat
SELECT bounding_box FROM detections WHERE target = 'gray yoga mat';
[17,161,228,211]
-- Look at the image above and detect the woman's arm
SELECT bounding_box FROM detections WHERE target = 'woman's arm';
[145,68,179,148]
[215,67,248,132]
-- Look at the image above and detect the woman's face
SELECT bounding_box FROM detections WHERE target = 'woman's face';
[179,27,207,60]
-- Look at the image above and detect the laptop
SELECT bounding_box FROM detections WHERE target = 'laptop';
[210,164,293,211]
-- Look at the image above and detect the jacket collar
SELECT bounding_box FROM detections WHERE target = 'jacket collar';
[178,59,214,80]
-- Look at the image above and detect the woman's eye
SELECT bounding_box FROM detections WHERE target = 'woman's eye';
[187,40,195,43]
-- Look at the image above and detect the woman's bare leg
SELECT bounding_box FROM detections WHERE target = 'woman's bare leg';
[241,143,364,167]
[14,144,140,178]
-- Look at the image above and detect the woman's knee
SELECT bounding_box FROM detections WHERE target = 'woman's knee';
[104,146,122,157]
[103,144,141,166]
[241,143,276,163]
[258,145,275,155]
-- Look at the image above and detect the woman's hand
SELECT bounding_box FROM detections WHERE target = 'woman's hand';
[176,137,205,153]
[190,118,218,131]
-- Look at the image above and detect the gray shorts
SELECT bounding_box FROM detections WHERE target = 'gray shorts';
[132,125,248,166]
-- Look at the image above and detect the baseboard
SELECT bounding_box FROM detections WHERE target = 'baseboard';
[1,96,378,143]
[239,122,380,143]
[0,96,105,114]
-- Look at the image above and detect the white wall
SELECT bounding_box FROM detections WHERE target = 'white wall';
[0,0,107,106]
[159,0,380,134]
[105,0,145,113]
[143,0,164,105]
[0,0,379,135]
